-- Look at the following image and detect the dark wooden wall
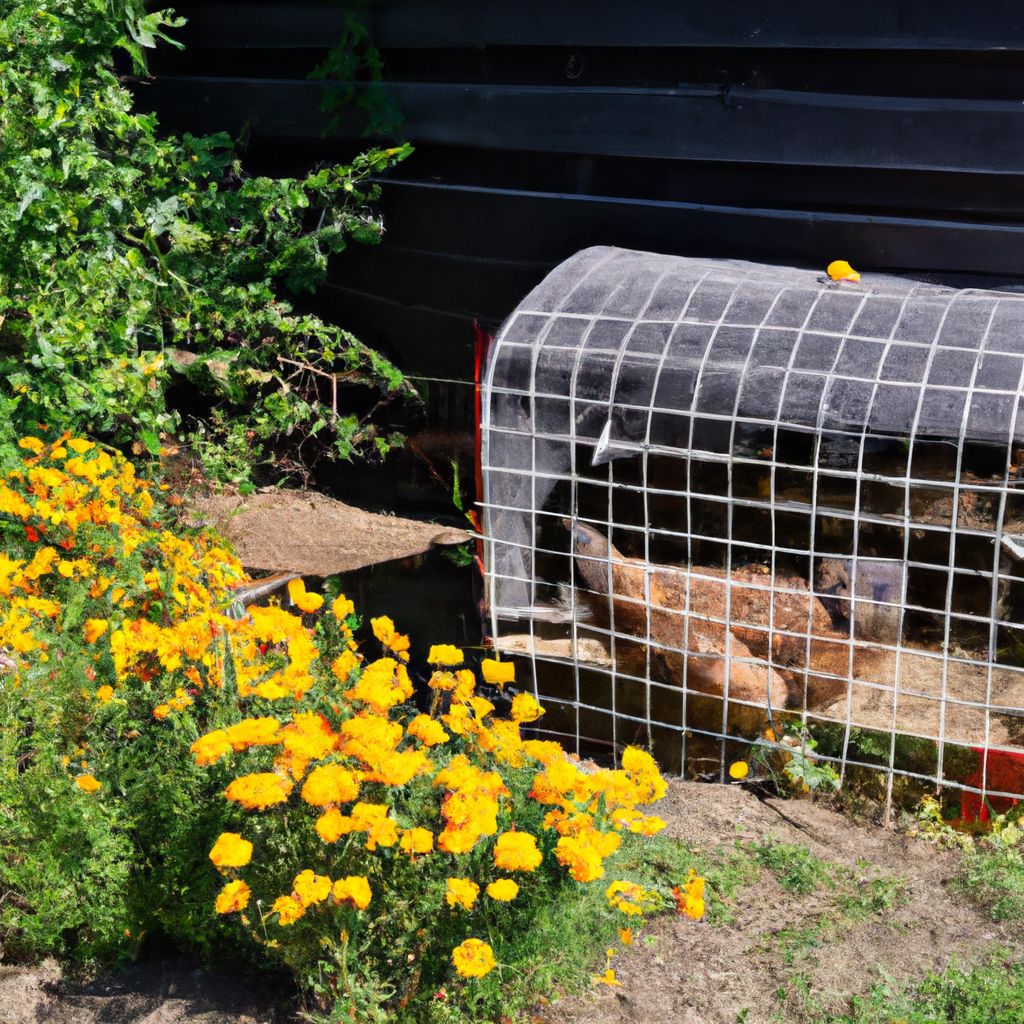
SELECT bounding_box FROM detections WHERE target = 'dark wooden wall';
[143,2,1024,506]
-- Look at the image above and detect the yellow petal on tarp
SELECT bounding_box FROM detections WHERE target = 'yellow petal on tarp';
[827,259,861,283]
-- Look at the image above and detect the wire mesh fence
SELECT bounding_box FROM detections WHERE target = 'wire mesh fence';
[481,246,1024,819]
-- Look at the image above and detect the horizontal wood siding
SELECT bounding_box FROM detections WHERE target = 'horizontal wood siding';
[143,1,1024,441]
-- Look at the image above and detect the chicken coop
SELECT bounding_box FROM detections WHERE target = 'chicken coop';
[481,246,1024,815]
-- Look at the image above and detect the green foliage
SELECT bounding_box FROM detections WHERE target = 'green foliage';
[822,959,1024,1024]
[955,823,1024,923]
[311,2,403,139]
[749,840,834,895]
[0,0,414,483]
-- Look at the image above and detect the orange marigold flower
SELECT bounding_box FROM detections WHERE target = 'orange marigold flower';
[293,869,332,907]
[315,807,353,844]
[225,717,281,751]
[75,774,101,794]
[215,879,250,914]
[427,644,463,666]
[332,875,372,910]
[95,684,114,704]
[407,714,450,747]
[510,692,545,723]
[191,729,232,766]
[485,879,519,902]
[399,827,434,857]
[672,869,706,920]
[272,894,305,926]
[480,657,515,687]
[445,877,480,911]
[209,832,253,870]
[493,831,542,872]
[152,704,170,720]
[225,772,293,811]
[83,618,108,643]
[287,578,324,614]
[452,938,496,978]
[301,763,360,807]
[618,928,633,945]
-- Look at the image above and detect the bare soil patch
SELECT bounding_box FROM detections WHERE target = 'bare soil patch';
[188,489,470,576]
[536,780,1018,1024]
[0,957,291,1024]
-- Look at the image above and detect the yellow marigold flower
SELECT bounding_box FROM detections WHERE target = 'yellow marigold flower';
[345,657,413,711]
[437,827,480,855]
[592,968,622,987]
[225,772,293,811]
[225,717,281,751]
[83,618,108,643]
[315,807,353,844]
[301,763,360,807]
[331,592,355,620]
[728,760,749,781]
[287,578,324,614]
[606,880,658,916]
[332,875,372,910]
[75,774,102,794]
[480,657,515,687]
[427,644,463,666]
[399,827,434,857]
[522,739,565,765]
[272,894,305,926]
[621,745,668,802]
[66,438,94,454]
[293,869,332,907]
[209,832,253,870]
[95,685,114,704]
[555,834,605,883]
[445,877,480,911]
[510,692,545,723]
[407,713,450,747]
[486,879,519,902]
[215,880,250,915]
[493,831,542,872]
[191,729,232,766]
[370,615,410,662]
[57,559,75,578]
[331,649,361,682]
[452,938,496,979]
[153,703,170,720]
[18,436,45,453]
[469,695,494,719]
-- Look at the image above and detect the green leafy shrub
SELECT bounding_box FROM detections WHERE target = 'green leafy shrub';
[0,0,413,483]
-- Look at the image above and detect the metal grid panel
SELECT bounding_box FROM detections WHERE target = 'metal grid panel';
[482,247,1024,817]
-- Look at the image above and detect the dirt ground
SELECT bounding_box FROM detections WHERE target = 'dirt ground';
[536,780,1020,1024]
[0,956,291,1024]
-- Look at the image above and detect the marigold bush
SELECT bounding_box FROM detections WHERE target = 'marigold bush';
[0,436,690,1020]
